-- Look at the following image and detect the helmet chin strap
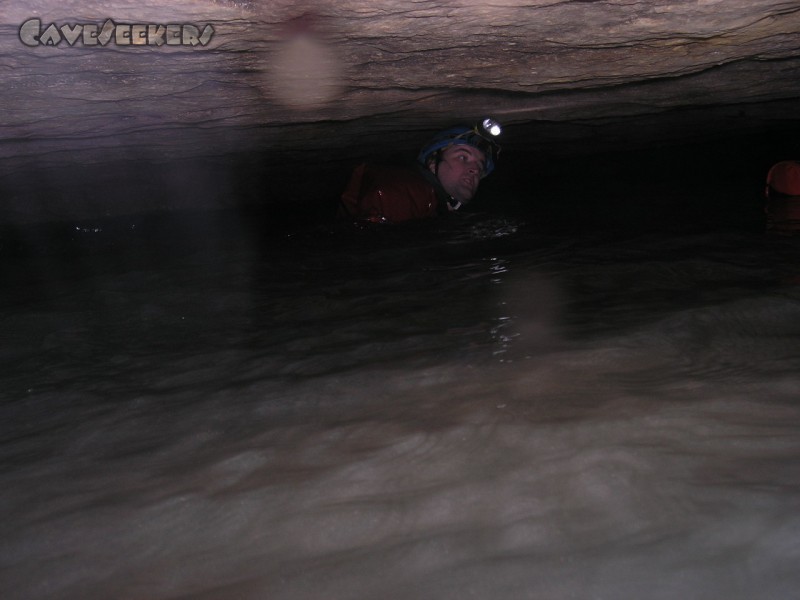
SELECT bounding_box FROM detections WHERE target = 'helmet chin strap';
[432,150,442,177]
[430,150,462,211]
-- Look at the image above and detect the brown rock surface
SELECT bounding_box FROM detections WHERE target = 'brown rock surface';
[2,0,799,222]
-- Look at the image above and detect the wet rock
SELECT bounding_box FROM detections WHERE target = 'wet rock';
[1,0,799,221]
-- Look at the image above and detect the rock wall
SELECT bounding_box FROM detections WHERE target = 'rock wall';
[2,0,800,222]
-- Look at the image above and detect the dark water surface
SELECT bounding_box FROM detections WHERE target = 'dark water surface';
[2,208,799,599]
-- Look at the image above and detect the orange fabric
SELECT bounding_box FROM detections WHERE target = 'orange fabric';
[339,164,440,223]
[766,160,800,196]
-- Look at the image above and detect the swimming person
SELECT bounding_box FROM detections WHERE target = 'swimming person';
[765,160,800,234]
[338,118,502,224]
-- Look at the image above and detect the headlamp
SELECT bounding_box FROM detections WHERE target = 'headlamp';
[418,117,503,176]
[480,118,502,137]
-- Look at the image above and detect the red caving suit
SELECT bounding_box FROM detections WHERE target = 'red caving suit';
[339,163,449,224]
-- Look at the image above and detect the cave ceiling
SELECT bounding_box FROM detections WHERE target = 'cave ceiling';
[2,0,800,220]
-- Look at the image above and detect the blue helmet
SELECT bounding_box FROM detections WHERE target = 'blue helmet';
[417,118,502,177]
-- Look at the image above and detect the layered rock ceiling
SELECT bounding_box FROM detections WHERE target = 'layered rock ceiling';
[2,0,800,222]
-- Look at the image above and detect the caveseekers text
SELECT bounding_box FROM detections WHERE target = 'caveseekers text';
[19,18,215,47]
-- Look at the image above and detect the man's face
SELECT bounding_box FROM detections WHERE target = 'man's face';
[430,144,486,204]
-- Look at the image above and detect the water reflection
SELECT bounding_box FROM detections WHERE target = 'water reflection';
[1,214,799,599]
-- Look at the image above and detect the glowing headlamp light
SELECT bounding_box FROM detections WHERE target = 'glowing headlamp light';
[480,118,502,137]
[417,117,503,176]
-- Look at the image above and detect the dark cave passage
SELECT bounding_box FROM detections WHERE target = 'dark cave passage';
[1,118,795,259]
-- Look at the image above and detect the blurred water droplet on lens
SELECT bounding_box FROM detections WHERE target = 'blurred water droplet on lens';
[268,32,343,109]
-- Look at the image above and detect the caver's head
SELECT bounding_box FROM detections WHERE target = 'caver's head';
[418,119,502,207]
[765,160,800,198]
